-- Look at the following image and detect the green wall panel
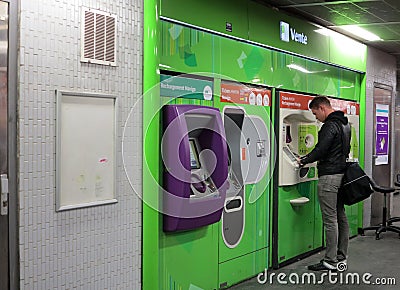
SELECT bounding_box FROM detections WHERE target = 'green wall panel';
[160,21,215,73]
[160,0,249,40]
[338,70,360,101]
[160,0,367,72]
[161,0,367,72]
[330,33,367,72]
[143,1,160,289]
[219,37,273,85]
[160,21,363,102]
[219,248,268,288]
[272,54,308,92]
[277,182,321,264]
[160,226,219,289]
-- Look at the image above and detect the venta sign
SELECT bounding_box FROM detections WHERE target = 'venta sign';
[280,21,308,45]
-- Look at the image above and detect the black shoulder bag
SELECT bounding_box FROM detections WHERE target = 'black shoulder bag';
[334,121,373,205]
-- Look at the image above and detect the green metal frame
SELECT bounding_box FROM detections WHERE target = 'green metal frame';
[143,0,159,289]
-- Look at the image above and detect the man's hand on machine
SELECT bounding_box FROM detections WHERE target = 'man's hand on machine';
[297,157,305,167]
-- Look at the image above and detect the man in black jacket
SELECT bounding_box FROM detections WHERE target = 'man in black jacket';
[299,96,351,271]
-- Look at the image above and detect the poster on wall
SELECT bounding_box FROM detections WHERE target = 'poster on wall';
[375,104,389,165]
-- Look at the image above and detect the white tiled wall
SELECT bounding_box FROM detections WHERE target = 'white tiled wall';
[364,46,396,227]
[19,0,142,288]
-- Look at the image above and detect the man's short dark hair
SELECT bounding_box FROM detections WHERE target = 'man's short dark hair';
[309,96,331,109]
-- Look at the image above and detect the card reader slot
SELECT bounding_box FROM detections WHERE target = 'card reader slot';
[224,196,243,213]
[283,146,297,162]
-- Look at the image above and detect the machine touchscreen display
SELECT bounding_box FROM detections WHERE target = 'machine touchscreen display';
[189,139,201,169]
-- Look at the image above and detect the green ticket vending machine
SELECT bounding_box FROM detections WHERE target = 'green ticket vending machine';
[273,91,322,268]
[274,94,362,268]
[218,81,272,288]
[159,74,220,290]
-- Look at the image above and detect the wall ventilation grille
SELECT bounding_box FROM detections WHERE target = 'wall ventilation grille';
[81,8,116,66]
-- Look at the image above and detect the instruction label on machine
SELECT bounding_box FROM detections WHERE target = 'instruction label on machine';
[330,99,360,116]
[280,92,313,110]
[280,91,360,116]
[160,74,214,100]
[221,82,271,106]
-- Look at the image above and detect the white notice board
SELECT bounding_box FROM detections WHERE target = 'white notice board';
[56,91,117,211]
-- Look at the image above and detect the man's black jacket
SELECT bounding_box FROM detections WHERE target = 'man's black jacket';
[300,111,351,177]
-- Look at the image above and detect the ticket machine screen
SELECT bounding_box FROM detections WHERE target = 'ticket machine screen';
[189,139,201,169]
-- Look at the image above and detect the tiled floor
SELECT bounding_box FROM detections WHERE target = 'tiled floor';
[229,194,400,289]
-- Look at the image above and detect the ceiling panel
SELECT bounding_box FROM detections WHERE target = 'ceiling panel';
[355,1,400,22]
[324,3,382,24]
[286,6,356,26]
[383,23,400,35]
[382,0,400,10]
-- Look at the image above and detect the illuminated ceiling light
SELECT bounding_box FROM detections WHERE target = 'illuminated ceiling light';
[339,25,381,41]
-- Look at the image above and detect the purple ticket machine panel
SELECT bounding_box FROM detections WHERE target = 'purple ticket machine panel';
[162,105,228,232]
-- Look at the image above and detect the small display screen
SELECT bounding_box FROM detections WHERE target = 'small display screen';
[189,139,201,169]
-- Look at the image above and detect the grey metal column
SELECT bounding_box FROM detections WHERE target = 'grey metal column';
[8,0,19,288]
